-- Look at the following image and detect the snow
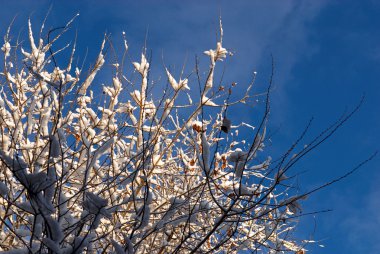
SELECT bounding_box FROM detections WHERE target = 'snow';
[83,192,112,222]
[0,182,8,197]
[78,40,105,95]
[42,238,62,254]
[201,96,217,106]
[133,53,149,76]
[0,249,29,254]
[165,68,190,91]
[111,240,126,254]
[228,148,248,163]
[200,132,210,173]
[50,134,61,158]
[1,42,11,57]
[0,16,307,253]
[25,172,54,194]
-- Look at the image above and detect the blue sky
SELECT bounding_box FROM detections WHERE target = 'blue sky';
[1,1,379,253]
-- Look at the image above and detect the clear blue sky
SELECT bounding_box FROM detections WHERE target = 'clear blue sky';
[1,1,379,253]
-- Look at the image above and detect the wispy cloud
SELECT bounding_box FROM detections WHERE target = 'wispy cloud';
[340,171,380,253]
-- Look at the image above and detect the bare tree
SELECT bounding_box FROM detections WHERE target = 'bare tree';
[0,15,375,254]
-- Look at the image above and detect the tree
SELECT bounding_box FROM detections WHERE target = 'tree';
[0,15,374,254]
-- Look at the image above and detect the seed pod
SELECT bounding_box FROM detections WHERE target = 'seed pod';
[221,117,231,133]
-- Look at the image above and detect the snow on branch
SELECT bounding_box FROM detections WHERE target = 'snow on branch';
[0,14,361,254]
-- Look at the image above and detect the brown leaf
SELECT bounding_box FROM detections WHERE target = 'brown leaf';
[192,124,202,133]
